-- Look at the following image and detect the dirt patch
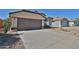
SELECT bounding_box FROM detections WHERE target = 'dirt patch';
[61,27,79,36]
[51,27,70,32]
[0,33,25,49]
[51,27,62,30]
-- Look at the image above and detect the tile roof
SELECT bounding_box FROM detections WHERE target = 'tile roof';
[48,17,68,21]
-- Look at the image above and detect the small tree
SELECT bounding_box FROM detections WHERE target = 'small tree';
[3,18,11,34]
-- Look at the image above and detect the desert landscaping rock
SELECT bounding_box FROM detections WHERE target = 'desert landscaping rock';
[0,34,25,49]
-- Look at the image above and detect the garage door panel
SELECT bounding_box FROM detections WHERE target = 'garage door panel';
[17,18,42,30]
[61,21,68,27]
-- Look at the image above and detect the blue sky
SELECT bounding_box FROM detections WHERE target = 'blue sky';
[0,9,79,20]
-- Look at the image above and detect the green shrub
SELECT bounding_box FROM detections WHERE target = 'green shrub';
[3,20,10,34]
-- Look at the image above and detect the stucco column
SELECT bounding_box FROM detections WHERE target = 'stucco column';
[42,20,44,29]
[11,17,17,28]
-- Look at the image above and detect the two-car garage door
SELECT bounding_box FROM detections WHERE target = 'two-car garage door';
[17,18,42,30]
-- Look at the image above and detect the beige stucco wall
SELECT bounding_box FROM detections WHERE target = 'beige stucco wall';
[51,21,61,27]
[10,11,45,20]
[69,22,74,26]
[11,17,17,28]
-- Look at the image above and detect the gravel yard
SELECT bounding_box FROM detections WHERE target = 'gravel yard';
[19,28,79,49]
[0,33,25,49]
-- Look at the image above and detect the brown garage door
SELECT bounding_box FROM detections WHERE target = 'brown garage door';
[17,18,42,30]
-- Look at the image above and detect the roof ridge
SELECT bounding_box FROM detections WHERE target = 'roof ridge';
[9,9,41,14]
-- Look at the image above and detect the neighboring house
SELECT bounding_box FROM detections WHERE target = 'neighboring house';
[0,19,3,28]
[9,10,46,31]
[68,19,75,27]
[47,17,53,27]
[74,19,79,26]
[48,17,69,27]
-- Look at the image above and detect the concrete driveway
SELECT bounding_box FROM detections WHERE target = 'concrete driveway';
[18,29,79,49]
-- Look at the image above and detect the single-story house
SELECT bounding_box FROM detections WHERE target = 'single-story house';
[9,10,46,31]
[48,17,69,27]
[74,19,79,26]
